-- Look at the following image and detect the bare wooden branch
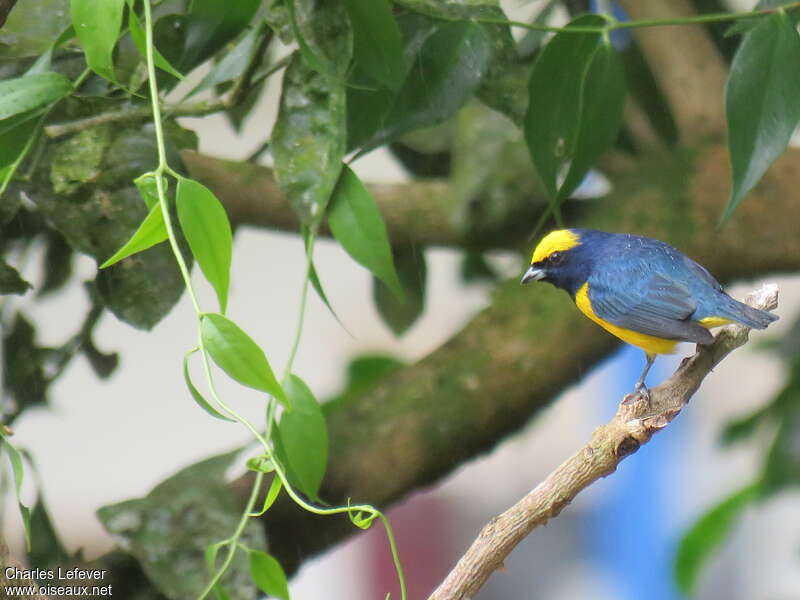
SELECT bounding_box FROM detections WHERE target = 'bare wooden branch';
[428,284,779,600]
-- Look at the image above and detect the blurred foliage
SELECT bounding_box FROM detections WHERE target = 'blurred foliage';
[675,313,800,594]
[373,245,427,336]
[97,451,266,600]
[324,354,404,413]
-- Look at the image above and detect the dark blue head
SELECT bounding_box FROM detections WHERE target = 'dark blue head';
[520,229,603,296]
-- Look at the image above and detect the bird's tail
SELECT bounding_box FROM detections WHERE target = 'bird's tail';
[719,295,778,329]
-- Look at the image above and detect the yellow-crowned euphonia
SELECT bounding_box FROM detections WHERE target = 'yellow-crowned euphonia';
[521,229,778,397]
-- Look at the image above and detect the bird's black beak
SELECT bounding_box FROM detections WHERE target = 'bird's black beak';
[520,266,546,285]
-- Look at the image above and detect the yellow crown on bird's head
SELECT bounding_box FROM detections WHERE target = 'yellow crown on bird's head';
[530,229,581,264]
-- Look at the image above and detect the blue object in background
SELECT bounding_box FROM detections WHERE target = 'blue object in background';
[586,345,687,600]
[590,1,633,49]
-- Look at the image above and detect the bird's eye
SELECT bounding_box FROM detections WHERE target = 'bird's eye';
[549,251,563,265]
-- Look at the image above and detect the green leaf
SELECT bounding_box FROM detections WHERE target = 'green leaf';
[328,165,402,299]
[721,404,772,446]
[723,12,800,222]
[0,261,32,295]
[134,174,160,209]
[393,0,500,20]
[373,246,426,336]
[205,539,226,574]
[28,497,70,567]
[460,251,499,283]
[246,456,275,473]
[249,550,290,600]
[276,375,328,500]
[301,225,346,329]
[761,407,800,492]
[1,436,32,550]
[0,72,72,119]
[187,25,263,98]
[675,482,762,595]
[342,0,406,90]
[326,354,403,407]
[724,1,798,37]
[178,0,260,74]
[39,232,74,297]
[26,25,76,75]
[2,313,49,413]
[398,1,527,127]
[176,178,232,314]
[356,20,491,152]
[71,0,125,82]
[286,0,353,78]
[272,52,346,225]
[250,475,283,517]
[0,113,39,170]
[345,78,394,153]
[524,14,606,216]
[183,348,235,422]
[0,0,72,60]
[128,2,183,80]
[98,451,266,599]
[200,313,288,406]
[99,203,168,268]
[557,40,626,200]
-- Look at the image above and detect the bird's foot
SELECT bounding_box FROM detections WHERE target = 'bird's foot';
[623,383,651,405]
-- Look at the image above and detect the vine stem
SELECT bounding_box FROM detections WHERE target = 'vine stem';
[140,1,406,597]
[197,471,265,599]
[141,4,271,595]
[142,0,200,317]
[474,1,800,33]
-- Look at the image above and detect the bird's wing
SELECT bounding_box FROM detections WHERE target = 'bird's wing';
[588,273,714,344]
[682,255,723,291]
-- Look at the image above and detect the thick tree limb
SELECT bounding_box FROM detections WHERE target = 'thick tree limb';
[618,0,728,142]
[428,284,779,600]
[180,151,460,248]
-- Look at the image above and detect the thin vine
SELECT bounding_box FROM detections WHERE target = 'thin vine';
[138,1,406,597]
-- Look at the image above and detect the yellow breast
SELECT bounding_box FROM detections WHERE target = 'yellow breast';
[574,282,679,355]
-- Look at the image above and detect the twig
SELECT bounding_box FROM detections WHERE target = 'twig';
[226,27,273,108]
[428,284,780,600]
[43,101,224,139]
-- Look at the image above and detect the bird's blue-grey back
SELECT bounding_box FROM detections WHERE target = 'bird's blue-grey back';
[571,229,777,332]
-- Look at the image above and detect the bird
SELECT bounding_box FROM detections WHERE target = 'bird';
[520,228,778,399]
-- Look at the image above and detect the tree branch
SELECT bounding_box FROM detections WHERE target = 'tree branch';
[180,151,462,247]
[618,0,728,142]
[428,284,779,600]
[44,102,224,139]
